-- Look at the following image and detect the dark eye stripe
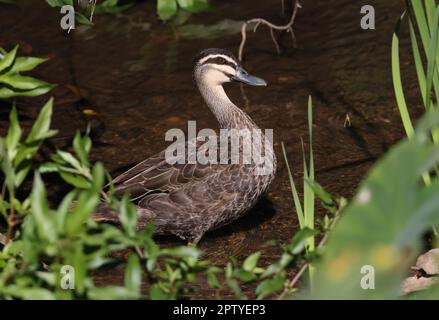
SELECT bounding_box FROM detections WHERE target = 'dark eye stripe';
[202,57,237,69]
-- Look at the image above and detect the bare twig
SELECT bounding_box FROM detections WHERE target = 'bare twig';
[90,0,97,22]
[238,0,301,61]
[278,211,341,300]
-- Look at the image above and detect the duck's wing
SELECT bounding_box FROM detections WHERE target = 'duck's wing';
[111,137,220,201]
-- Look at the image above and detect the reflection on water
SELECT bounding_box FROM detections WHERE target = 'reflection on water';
[0,0,422,298]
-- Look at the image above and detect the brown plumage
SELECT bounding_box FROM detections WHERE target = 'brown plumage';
[93,49,277,244]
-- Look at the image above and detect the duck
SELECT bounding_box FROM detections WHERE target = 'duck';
[93,48,277,244]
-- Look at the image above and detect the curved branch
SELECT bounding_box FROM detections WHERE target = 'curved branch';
[238,0,301,61]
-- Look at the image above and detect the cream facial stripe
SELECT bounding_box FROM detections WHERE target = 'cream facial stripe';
[199,54,237,67]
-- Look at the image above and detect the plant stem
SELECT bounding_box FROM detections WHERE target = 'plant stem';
[278,211,341,299]
[5,192,16,244]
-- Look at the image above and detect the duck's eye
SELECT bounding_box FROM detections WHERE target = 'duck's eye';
[218,57,226,64]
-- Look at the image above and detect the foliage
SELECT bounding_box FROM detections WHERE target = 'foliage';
[157,0,209,21]
[45,0,210,24]
[310,109,439,299]
[281,96,318,289]
[0,46,54,99]
[392,1,439,183]
[46,0,134,25]
[302,2,439,298]
[0,100,208,299]
[0,99,324,299]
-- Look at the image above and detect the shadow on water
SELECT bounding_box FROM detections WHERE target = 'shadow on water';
[0,0,424,297]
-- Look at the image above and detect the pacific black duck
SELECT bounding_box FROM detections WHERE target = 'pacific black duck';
[94,48,277,244]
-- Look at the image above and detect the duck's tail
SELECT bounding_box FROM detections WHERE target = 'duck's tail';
[92,203,157,231]
[91,203,122,225]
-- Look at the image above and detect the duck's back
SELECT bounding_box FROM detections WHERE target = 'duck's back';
[111,135,276,242]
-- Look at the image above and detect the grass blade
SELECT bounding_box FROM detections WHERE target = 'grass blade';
[281,142,304,228]
[392,11,415,138]
[409,18,427,107]
[425,5,439,111]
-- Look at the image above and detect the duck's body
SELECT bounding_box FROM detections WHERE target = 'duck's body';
[94,49,276,243]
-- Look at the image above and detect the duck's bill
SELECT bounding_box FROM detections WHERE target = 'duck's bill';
[232,67,267,86]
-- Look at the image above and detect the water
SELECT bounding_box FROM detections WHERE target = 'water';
[0,0,422,298]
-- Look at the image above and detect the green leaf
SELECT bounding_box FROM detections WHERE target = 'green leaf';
[1,151,15,194]
[150,284,168,300]
[182,0,209,13]
[286,227,317,255]
[305,179,335,209]
[94,0,133,15]
[120,194,137,237]
[11,57,48,73]
[0,85,54,99]
[75,12,93,25]
[161,246,201,260]
[55,190,77,232]
[56,150,83,172]
[392,11,415,138]
[30,173,57,243]
[3,286,56,300]
[255,275,285,299]
[6,106,22,159]
[424,5,439,111]
[242,251,260,272]
[91,162,105,191]
[0,45,18,73]
[176,0,193,9]
[261,253,293,278]
[157,0,177,20]
[88,286,140,300]
[226,278,246,299]
[66,189,99,234]
[124,253,142,296]
[281,142,304,227]
[0,74,51,90]
[207,270,220,288]
[234,269,257,282]
[59,171,91,189]
[73,130,91,165]
[13,99,56,185]
[25,98,54,143]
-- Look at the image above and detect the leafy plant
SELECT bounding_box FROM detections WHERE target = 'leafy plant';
[46,0,134,25]
[311,108,439,299]
[45,0,209,24]
[392,1,439,184]
[0,99,57,243]
[157,0,209,21]
[0,99,323,300]
[281,96,318,289]
[0,100,211,299]
[0,46,54,99]
[93,0,134,15]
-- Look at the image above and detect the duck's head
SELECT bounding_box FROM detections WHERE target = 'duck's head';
[194,48,267,87]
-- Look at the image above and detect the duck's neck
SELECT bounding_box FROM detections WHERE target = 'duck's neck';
[197,82,256,130]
